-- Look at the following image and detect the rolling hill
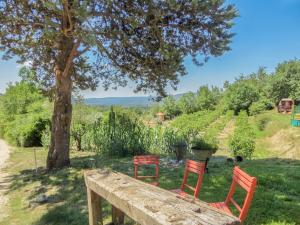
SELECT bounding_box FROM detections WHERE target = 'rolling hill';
[84,94,184,107]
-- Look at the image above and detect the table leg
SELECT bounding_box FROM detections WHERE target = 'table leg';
[112,205,125,225]
[87,188,103,225]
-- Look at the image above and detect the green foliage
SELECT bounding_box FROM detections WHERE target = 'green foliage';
[229,111,255,159]
[268,60,300,104]
[0,81,51,147]
[93,107,148,156]
[203,110,234,148]
[160,86,221,117]
[41,125,51,150]
[256,117,270,131]
[149,103,162,117]
[171,107,224,136]
[224,68,272,115]
[71,96,100,151]
[249,97,274,116]
[162,96,181,118]
[178,92,198,114]
[190,137,218,152]
[196,86,221,111]
[0,81,44,117]
[165,130,188,161]
[225,81,260,114]
[0,1,237,97]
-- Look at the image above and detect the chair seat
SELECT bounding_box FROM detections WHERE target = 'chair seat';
[209,202,233,216]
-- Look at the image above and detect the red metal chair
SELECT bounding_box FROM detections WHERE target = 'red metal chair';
[133,155,160,186]
[210,166,257,223]
[171,160,206,198]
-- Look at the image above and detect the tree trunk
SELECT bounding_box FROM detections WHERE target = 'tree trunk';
[47,69,73,169]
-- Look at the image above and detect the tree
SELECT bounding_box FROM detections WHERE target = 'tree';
[268,60,300,104]
[225,81,260,114]
[0,1,237,169]
[178,92,198,114]
[0,80,50,146]
[196,85,221,110]
[0,81,42,118]
[162,96,180,118]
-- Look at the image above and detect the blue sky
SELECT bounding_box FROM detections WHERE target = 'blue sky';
[1,0,300,97]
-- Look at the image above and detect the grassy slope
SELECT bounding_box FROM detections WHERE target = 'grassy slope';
[1,111,300,225]
[250,110,296,158]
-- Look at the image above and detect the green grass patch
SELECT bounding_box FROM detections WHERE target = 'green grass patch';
[250,110,291,139]
[1,147,299,225]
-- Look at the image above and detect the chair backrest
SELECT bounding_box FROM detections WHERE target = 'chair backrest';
[133,155,159,181]
[224,166,257,223]
[180,160,206,198]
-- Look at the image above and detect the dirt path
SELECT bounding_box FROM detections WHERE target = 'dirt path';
[0,139,11,221]
[216,119,235,156]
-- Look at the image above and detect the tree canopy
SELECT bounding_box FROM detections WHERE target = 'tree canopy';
[268,60,300,104]
[0,0,237,96]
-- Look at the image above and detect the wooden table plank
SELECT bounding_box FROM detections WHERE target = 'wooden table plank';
[85,169,241,225]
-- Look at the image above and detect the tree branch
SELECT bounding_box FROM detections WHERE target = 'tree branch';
[75,46,90,57]
[63,41,80,78]
[0,18,46,29]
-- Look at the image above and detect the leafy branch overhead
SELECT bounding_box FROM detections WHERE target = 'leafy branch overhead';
[0,0,237,97]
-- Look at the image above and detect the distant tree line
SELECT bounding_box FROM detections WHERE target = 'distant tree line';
[156,59,300,117]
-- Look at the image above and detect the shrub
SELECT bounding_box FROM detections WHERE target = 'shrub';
[256,116,270,131]
[4,114,50,147]
[71,99,100,151]
[190,137,218,152]
[203,110,234,147]
[229,111,255,159]
[93,107,148,156]
[0,81,51,147]
[162,96,181,118]
[166,130,188,161]
[170,107,224,137]
[249,98,274,116]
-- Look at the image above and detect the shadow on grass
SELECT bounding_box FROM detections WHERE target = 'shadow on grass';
[7,154,300,225]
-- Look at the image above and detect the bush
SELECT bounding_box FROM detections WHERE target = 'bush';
[249,98,274,116]
[162,96,181,118]
[166,130,188,161]
[0,81,51,147]
[190,137,218,152]
[256,116,270,131]
[170,107,224,137]
[93,107,148,156]
[229,111,255,159]
[4,114,50,147]
[71,99,100,151]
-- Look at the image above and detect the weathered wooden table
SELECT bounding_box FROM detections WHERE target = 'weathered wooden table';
[84,169,241,225]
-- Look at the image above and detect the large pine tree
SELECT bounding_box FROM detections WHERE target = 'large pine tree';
[0,0,237,169]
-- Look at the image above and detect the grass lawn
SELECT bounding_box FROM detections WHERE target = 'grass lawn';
[1,146,299,225]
